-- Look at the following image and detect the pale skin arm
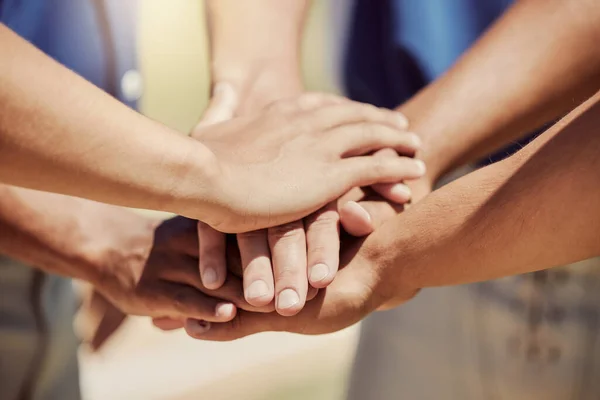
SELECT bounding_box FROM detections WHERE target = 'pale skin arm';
[0,24,419,233]
[199,1,415,317]
[204,0,307,111]
[198,0,309,312]
[178,0,600,339]
[0,24,215,217]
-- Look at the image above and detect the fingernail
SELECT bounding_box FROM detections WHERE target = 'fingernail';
[310,263,330,283]
[277,289,300,310]
[390,184,411,200]
[246,280,270,300]
[215,302,235,318]
[346,201,371,223]
[187,319,211,335]
[415,160,427,175]
[408,133,422,148]
[395,112,409,129]
[202,267,218,287]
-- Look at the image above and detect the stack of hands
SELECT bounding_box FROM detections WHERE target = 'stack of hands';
[88,82,429,346]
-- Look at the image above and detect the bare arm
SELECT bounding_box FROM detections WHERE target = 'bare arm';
[400,0,600,184]
[0,185,267,322]
[383,90,600,291]
[200,0,416,316]
[184,91,600,340]
[0,24,416,232]
[204,0,308,110]
[0,24,217,215]
[0,184,154,284]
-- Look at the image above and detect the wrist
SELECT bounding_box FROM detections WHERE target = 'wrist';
[361,213,422,307]
[165,138,227,224]
[395,102,454,186]
[211,61,303,113]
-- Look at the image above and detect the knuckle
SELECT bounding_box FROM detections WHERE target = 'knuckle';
[237,229,267,243]
[172,290,191,312]
[268,222,304,242]
[308,245,329,261]
[370,157,388,176]
[274,266,303,282]
[359,123,377,141]
[310,210,340,228]
[135,285,162,313]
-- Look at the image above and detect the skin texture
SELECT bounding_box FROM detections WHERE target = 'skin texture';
[186,90,600,341]
[0,24,421,233]
[180,0,600,340]
[401,0,600,184]
[0,187,272,330]
[199,0,415,317]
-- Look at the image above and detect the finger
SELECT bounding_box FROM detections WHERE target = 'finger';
[300,102,409,132]
[325,125,421,157]
[369,149,412,204]
[333,187,366,214]
[152,317,185,331]
[186,269,372,341]
[197,222,227,290]
[158,255,273,313]
[197,82,238,127]
[336,156,426,190]
[371,182,412,203]
[305,203,340,289]
[339,201,374,237]
[307,286,319,301]
[150,282,237,322]
[237,230,275,307]
[268,221,309,316]
[340,199,403,237]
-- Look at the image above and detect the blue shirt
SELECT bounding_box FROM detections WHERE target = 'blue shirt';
[0,0,45,40]
[391,0,513,81]
[1,0,139,107]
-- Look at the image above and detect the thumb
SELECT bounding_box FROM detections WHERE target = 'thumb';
[339,201,374,237]
[340,199,402,237]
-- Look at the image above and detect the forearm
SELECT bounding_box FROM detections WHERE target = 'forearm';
[399,0,600,182]
[379,90,600,289]
[0,24,216,215]
[0,184,155,285]
[205,0,307,108]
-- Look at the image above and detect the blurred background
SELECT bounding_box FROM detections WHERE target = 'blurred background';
[8,1,600,399]
[80,1,358,399]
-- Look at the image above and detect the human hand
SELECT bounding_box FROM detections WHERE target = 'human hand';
[190,90,425,233]
[151,189,404,333]
[183,195,421,340]
[78,288,127,351]
[192,85,423,316]
[92,216,271,333]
